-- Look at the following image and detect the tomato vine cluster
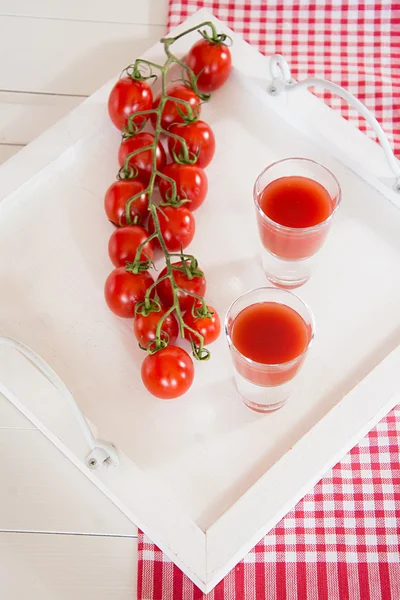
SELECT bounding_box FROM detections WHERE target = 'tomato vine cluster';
[103,23,232,400]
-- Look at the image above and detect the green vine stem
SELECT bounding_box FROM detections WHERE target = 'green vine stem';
[119,22,224,360]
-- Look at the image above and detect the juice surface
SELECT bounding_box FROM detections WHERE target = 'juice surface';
[231,302,310,364]
[259,175,333,228]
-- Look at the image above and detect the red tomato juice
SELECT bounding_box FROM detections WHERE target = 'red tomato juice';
[256,176,334,260]
[230,302,311,386]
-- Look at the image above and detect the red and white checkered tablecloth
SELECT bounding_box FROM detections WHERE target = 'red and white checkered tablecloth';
[168,1,400,155]
[138,2,400,599]
[138,407,400,599]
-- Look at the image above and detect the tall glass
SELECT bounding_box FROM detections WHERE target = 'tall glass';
[225,287,315,413]
[254,158,341,288]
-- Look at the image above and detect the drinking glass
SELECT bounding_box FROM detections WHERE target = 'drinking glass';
[225,287,315,413]
[253,158,341,288]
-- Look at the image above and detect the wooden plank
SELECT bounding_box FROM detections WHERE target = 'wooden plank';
[0,144,22,165]
[0,91,82,145]
[0,532,137,600]
[0,17,165,95]
[0,349,207,588]
[0,0,169,26]
[0,428,137,537]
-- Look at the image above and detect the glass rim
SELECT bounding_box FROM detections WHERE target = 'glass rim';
[253,157,342,234]
[224,286,315,369]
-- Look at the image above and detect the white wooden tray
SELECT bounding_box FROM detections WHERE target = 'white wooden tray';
[1,10,400,593]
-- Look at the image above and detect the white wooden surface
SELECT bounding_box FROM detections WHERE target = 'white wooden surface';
[0,2,169,597]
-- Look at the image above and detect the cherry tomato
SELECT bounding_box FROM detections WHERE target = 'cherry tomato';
[183,304,221,344]
[158,163,208,211]
[108,77,153,131]
[108,225,154,267]
[104,180,148,226]
[186,38,232,92]
[151,84,201,130]
[104,268,154,318]
[141,346,194,399]
[148,206,195,251]
[118,132,166,185]
[156,261,206,312]
[168,121,215,168]
[134,308,179,347]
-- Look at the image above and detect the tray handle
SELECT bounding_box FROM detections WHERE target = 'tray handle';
[268,54,400,193]
[0,336,119,470]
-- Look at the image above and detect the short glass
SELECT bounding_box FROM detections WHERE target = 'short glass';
[253,157,341,288]
[225,287,315,413]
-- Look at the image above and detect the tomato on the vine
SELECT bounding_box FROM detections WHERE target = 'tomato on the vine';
[186,38,232,92]
[104,268,154,318]
[108,77,153,131]
[148,206,195,251]
[158,163,208,211]
[168,121,215,168]
[108,225,154,267]
[118,132,166,185]
[134,308,179,347]
[183,303,221,345]
[156,261,206,312]
[151,84,201,130]
[104,180,148,226]
[141,346,194,399]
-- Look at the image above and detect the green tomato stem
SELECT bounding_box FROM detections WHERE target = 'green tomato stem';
[170,56,210,101]
[133,233,157,263]
[160,128,191,162]
[160,21,219,48]
[124,188,150,224]
[155,169,178,204]
[118,23,223,359]
[154,304,176,344]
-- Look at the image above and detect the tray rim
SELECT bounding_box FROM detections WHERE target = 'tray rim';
[1,344,399,592]
[1,9,400,593]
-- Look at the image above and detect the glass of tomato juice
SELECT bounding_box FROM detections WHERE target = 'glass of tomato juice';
[225,287,315,412]
[254,158,341,288]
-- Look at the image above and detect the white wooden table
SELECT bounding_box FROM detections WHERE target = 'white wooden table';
[0,2,169,597]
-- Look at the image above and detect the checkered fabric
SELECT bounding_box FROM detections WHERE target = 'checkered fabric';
[168,1,400,156]
[138,407,400,599]
[138,2,400,598]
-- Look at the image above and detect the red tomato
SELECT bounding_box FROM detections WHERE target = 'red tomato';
[186,38,232,92]
[108,225,154,267]
[108,77,153,131]
[156,261,206,312]
[134,308,179,346]
[104,268,154,318]
[104,180,148,226]
[183,304,221,344]
[141,346,194,399]
[168,121,215,168]
[118,132,166,185]
[158,163,208,211]
[148,206,195,251]
[151,84,201,130]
